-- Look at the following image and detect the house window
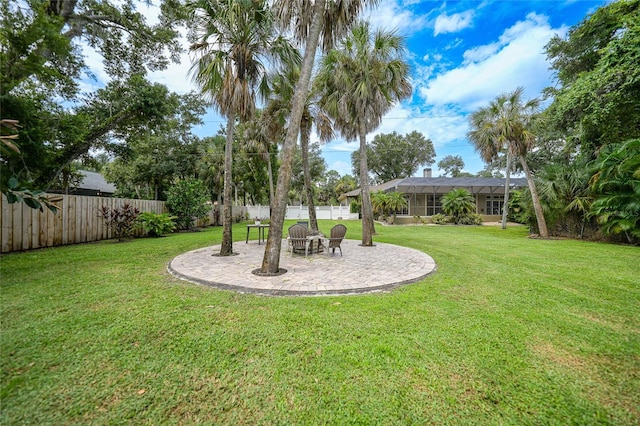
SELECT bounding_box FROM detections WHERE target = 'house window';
[486,195,505,215]
[394,196,409,216]
[427,195,443,216]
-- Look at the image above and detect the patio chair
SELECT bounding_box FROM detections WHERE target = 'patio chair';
[327,224,347,256]
[288,224,309,256]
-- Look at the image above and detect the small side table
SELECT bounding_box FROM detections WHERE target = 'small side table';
[246,224,269,245]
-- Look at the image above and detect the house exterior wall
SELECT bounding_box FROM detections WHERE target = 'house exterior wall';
[400,193,504,219]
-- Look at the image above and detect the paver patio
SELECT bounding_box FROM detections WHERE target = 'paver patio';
[168,239,437,296]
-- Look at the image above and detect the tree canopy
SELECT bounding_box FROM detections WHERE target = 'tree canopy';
[437,155,465,177]
[351,131,435,183]
[544,0,640,155]
[1,0,185,192]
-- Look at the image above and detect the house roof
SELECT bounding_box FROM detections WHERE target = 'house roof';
[78,170,116,194]
[342,178,404,198]
[342,177,528,197]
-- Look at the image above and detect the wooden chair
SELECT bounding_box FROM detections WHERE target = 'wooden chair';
[327,224,347,256]
[288,224,309,256]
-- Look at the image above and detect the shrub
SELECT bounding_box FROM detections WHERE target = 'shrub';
[431,213,451,225]
[100,204,140,242]
[458,213,483,225]
[350,199,361,214]
[138,212,177,237]
[166,179,211,230]
[442,188,475,223]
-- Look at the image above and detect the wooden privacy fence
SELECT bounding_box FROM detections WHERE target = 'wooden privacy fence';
[1,194,165,253]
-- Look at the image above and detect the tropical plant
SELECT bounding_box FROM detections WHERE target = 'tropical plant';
[431,213,450,225]
[386,191,408,222]
[137,212,177,237]
[507,189,531,225]
[336,174,358,202]
[370,191,390,219]
[316,21,411,246]
[441,189,476,224]
[589,139,640,244]
[457,213,483,226]
[537,161,593,238]
[100,204,141,242]
[198,135,226,206]
[260,0,378,274]
[350,199,362,214]
[188,0,298,255]
[166,179,211,230]
[238,110,276,205]
[468,87,549,237]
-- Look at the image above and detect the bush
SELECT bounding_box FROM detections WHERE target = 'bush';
[166,179,211,230]
[458,213,483,225]
[138,212,177,237]
[442,188,475,223]
[350,200,361,214]
[431,213,451,225]
[100,204,140,242]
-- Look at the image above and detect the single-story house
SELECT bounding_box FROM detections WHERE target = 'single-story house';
[342,175,528,224]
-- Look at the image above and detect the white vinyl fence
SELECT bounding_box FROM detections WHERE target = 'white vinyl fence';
[246,205,357,221]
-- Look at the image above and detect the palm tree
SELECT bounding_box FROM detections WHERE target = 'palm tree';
[189,0,298,255]
[238,110,275,205]
[315,21,411,246]
[590,139,640,243]
[386,191,408,223]
[335,174,357,201]
[538,162,592,238]
[370,191,389,219]
[468,87,549,237]
[441,188,475,224]
[260,0,377,274]
[263,62,333,233]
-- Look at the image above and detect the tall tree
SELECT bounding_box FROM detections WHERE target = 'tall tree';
[289,142,327,205]
[544,0,640,156]
[0,1,184,190]
[263,61,333,232]
[188,0,298,256]
[316,21,412,246]
[437,155,465,177]
[238,110,276,205]
[468,88,549,237]
[351,131,435,183]
[260,0,377,274]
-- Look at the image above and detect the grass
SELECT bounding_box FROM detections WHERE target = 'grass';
[1,221,639,424]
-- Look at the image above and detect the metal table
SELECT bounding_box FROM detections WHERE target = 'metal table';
[246,224,269,245]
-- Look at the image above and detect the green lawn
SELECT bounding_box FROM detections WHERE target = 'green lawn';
[1,221,638,424]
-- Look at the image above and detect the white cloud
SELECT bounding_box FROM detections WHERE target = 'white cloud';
[328,160,352,176]
[419,13,568,112]
[363,2,428,36]
[434,10,475,36]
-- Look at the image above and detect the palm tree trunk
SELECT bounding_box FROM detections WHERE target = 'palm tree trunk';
[502,151,511,229]
[220,113,235,256]
[260,0,326,274]
[520,156,549,238]
[300,118,318,232]
[266,152,274,207]
[359,120,375,246]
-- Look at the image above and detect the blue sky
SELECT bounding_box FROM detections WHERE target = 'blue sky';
[81,0,610,178]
